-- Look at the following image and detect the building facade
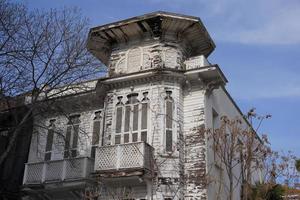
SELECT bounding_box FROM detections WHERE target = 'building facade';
[22,11,252,200]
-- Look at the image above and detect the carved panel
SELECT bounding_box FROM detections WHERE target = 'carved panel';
[127,48,142,72]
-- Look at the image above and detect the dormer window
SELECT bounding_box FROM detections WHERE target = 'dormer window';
[113,92,149,145]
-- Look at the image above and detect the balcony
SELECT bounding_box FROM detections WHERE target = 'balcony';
[23,157,94,185]
[94,142,154,175]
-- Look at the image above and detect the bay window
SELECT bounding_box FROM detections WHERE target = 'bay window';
[114,92,149,145]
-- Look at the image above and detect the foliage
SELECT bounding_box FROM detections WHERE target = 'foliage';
[250,183,284,200]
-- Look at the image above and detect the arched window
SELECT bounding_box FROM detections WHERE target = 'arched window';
[165,91,173,152]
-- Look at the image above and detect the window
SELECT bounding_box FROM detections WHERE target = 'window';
[114,92,149,144]
[165,91,173,152]
[45,119,55,161]
[91,111,102,159]
[212,109,219,161]
[64,115,80,158]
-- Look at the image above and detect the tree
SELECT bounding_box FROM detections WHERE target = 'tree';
[0,0,104,166]
[206,108,299,200]
[206,109,271,200]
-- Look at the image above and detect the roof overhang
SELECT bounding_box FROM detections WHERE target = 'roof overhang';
[87,11,215,65]
[97,65,226,89]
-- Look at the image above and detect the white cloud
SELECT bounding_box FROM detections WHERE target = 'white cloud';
[149,0,300,45]
[213,2,300,45]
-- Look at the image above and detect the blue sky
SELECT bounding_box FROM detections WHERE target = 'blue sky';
[18,0,300,156]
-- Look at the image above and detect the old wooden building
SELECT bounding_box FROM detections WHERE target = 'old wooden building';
[22,11,253,200]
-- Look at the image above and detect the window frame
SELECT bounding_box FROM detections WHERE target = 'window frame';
[44,119,56,161]
[113,92,149,145]
[165,91,174,153]
[64,115,80,159]
[91,110,103,159]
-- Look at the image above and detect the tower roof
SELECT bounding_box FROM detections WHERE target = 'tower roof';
[87,11,215,65]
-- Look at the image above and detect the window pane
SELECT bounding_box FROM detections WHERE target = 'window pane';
[141,131,147,142]
[166,130,172,152]
[166,101,173,129]
[124,106,131,132]
[124,134,129,143]
[92,121,100,145]
[115,135,121,144]
[116,107,123,133]
[141,103,148,129]
[132,133,138,142]
[133,104,139,131]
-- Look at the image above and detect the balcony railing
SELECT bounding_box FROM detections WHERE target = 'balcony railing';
[23,157,94,185]
[94,142,153,173]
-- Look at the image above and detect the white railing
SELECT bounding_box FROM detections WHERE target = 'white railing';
[23,157,94,185]
[184,55,210,70]
[94,142,153,172]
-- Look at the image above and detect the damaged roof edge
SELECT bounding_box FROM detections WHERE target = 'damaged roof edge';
[90,11,201,32]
